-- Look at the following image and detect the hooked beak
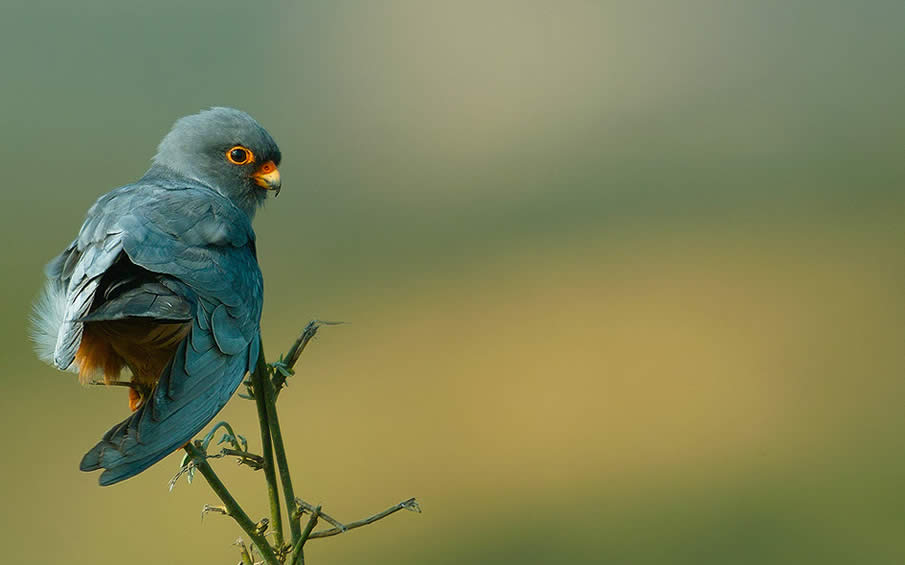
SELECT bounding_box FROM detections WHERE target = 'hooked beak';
[252,161,281,195]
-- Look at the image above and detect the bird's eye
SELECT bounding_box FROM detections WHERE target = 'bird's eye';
[226,146,253,165]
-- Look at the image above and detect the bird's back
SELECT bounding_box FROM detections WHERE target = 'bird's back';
[33,178,264,485]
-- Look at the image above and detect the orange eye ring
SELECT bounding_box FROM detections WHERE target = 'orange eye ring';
[226,146,254,165]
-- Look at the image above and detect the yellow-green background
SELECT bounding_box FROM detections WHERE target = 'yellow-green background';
[1,1,903,563]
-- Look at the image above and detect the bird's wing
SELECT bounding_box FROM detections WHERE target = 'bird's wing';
[48,232,124,370]
[77,276,193,324]
[69,182,263,486]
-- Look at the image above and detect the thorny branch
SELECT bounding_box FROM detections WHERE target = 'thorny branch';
[181,441,280,565]
[234,539,254,565]
[271,320,343,395]
[303,498,422,540]
[289,505,320,565]
[173,321,418,564]
[250,353,286,548]
[220,448,266,470]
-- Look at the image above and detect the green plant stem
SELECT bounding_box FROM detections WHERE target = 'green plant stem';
[307,498,421,539]
[289,505,320,565]
[236,540,253,565]
[273,321,322,396]
[252,352,285,549]
[219,448,265,469]
[261,358,303,545]
[179,324,420,563]
[183,443,279,565]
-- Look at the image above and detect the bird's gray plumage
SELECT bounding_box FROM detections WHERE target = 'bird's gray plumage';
[31,107,279,485]
[152,107,280,218]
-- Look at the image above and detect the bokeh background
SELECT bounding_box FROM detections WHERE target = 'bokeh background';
[1,1,903,563]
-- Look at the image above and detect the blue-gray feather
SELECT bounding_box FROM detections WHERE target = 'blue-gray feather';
[75,181,263,484]
[32,107,280,486]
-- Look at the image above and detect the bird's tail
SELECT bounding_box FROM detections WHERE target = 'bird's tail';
[80,330,253,486]
[30,279,77,373]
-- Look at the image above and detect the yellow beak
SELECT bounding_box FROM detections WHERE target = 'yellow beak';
[252,161,281,194]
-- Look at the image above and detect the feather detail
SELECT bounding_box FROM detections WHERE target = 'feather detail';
[30,279,78,373]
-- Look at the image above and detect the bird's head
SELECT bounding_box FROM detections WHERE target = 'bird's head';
[149,107,282,217]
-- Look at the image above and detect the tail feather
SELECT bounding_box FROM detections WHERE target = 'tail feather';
[30,279,78,373]
[80,330,252,485]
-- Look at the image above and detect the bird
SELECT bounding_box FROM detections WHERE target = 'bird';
[30,107,281,486]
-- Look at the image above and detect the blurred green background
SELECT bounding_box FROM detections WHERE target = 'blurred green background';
[1,1,903,563]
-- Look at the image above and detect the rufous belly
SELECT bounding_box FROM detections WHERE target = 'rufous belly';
[75,320,191,411]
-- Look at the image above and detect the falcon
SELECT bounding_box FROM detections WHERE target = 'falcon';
[31,107,280,485]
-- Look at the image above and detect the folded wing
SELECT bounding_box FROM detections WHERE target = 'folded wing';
[53,182,263,485]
